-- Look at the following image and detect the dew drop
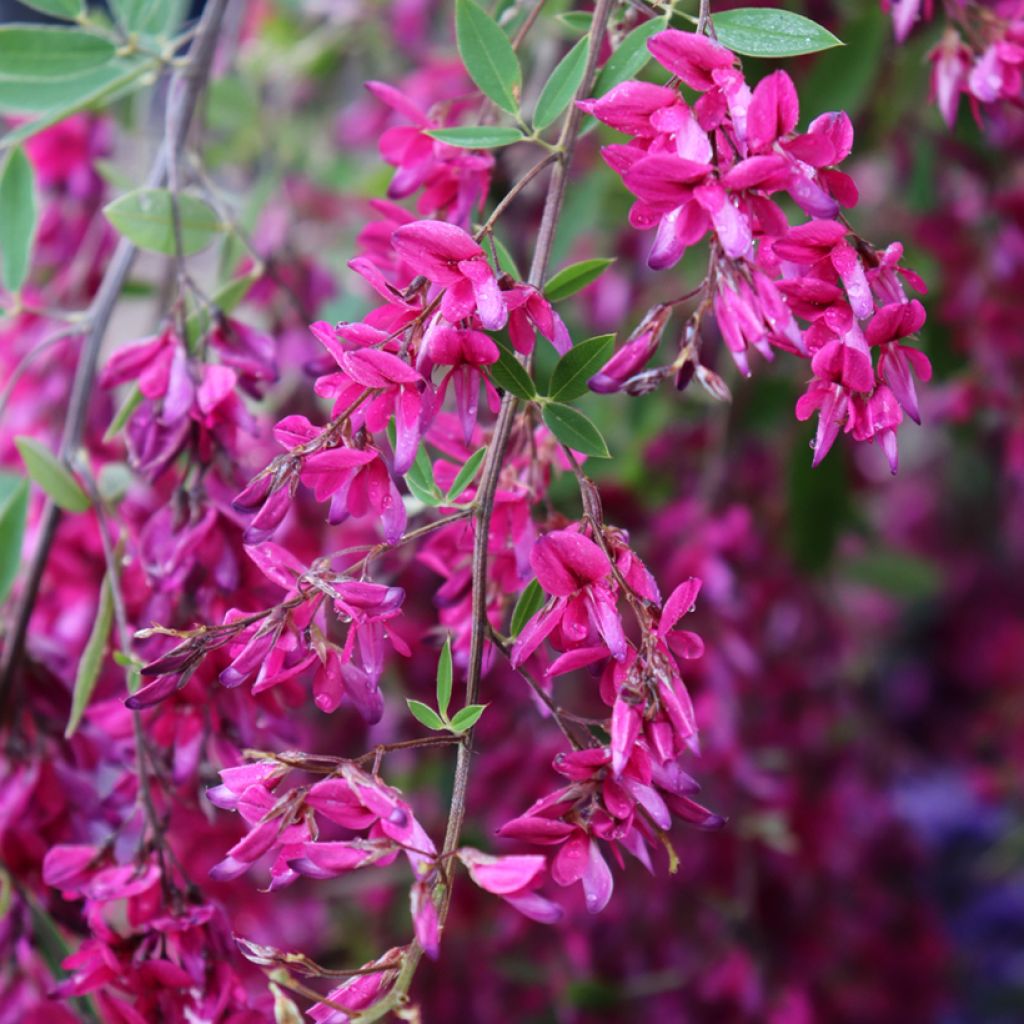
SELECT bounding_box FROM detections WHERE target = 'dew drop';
[809,438,817,451]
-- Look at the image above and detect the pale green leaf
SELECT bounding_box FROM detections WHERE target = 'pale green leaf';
[543,258,614,303]
[509,578,544,637]
[104,188,223,256]
[449,703,487,733]
[65,573,113,737]
[426,126,525,149]
[712,9,843,58]
[533,36,589,131]
[436,635,453,718]
[407,699,445,731]
[0,146,37,293]
[593,16,668,97]
[14,436,90,512]
[455,0,522,115]
[0,26,114,80]
[446,446,487,502]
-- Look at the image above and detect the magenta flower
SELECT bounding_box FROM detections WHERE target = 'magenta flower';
[511,528,627,668]
[866,299,932,423]
[458,847,563,924]
[391,220,507,329]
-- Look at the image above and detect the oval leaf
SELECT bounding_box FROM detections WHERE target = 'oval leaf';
[543,258,615,303]
[456,0,522,115]
[712,9,843,58]
[0,474,28,604]
[407,698,445,731]
[110,0,185,37]
[446,445,487,502]
[0,146,37,294]
[549,334,615,401]
[509,578,545,638]
[426,125,525,149]
[488,345,537,400]
[104,188,223,256]
[436,635,453,718]
[593,16,669,97]
[14,436,90,512]
[534,36,589,131]
[449,703,487,734]
[0,26,115,80]
[542,403,610,458]
[65,573,114,738]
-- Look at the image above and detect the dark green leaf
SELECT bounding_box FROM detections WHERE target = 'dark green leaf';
[446,446,487,501]
[534,36,589,131]
[104,189,223,256]
[549,334,615,401]
[509,578,545,637]
[426,125,525,149]
[543,258,614,303]
[436,635,453,718]
[103,383,143,442]
[0,146,37,293]
[542,403,610,458]
[488,346,537,400]
[407,699,445,731]
[0,474,28,604]
[14,436,90,512]
[455,0,522,115]
[17,0,84,21]
[844,550,942,600]
[449,703,487,733]
[712,9,843,58]
[0,26,115,80]
[593,16,668,97]
[66,573,113,737]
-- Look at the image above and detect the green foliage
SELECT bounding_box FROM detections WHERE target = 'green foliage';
[543,258,614,303]
[509,578,545,637]
[449,703,487,733]
[109,0,187,38]
[404,443,445,506]
[0,473,28,604]
[436,635,453,718]
[542,402,610,458]
[406,698,446,731]
[0,146,37,294]
[455,0,522,115]
[592,16,668,97]
[549,334,615,401]
[533,36,589,131]
[104,189,224,256]
[14,437,90,512]
[17,0,84,21]
[426,126,525,149]
[0,26,114,78]
[66,573,114,737]
[446,446,487,502]
[488,344,537,400]
[711,9,843,58]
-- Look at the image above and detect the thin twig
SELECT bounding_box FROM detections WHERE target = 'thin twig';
[0,0,233,722]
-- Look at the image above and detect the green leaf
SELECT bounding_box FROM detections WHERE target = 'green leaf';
[0,147,37,294]
[534,36,589,131]
[185,270,261,349]
[543,258,614,303]
[65,573,113,738]
[449,703,487,733]
[404,442,444,506]
[712,9,843,58]
[0,26,115,80]
[843,549,942,600]
[407,698,445,731]
[548,334,615,401]
[14,436,90,512]
[593,16,668,97]
[0,474,28,604]
[17,0,84,21]
[0,59,150,148]
[104,189,223,256]
[446,446,487,502]
[557,11,592,33]
[436,635,453,718]
[97,462,133,504]
[455,0,522,115]
[488,345,536,400]
[509,578,545,637]
[542,403,610,458]
[110,0,186,37]
[426,125,525,149]
[103,383,143,442]
[488,232,521,279]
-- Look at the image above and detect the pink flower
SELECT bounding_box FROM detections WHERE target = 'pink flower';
[511,528,626,668]
[458,847,563,924]
[391,220,507,330]
[419,325,500,442]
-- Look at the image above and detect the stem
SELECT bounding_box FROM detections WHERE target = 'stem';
[0,0,233,724]
[697,0,715,38]
[355,1,617,1017]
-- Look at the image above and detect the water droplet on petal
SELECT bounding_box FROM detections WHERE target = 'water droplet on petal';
[809,438,817,450]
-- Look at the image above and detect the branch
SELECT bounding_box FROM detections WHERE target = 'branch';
[0,0,233,722]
